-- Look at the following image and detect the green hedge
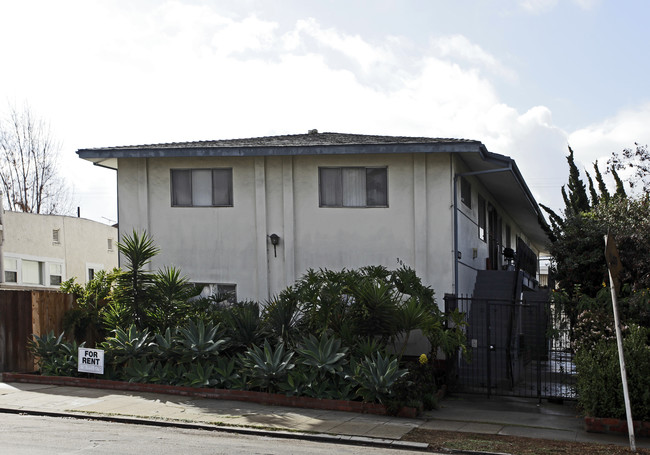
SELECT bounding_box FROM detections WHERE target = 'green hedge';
[575,324,650,421]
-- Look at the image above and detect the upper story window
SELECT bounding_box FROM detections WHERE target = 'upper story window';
[171,168,233,207]
[460,177,471,208]
[319,167,388,207]
[52,229,60,244]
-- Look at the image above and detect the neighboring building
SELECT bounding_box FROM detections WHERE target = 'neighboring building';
[77,131,550,306]
[0,211,118,288]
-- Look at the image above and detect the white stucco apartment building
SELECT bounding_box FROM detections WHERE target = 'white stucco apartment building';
[0,211,118,288]
[77,132,550,306]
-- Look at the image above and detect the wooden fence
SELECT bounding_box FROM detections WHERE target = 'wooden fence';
[0,289,74,373]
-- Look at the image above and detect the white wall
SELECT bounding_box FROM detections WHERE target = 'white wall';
[1,211,118,287]
[117,152,456,306]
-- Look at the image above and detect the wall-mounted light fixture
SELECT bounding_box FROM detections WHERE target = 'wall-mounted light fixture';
[269,233,280,258]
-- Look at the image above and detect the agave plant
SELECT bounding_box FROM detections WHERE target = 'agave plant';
[355,352,408,404]
[240,340,295,392]
[296,332,348,375]
[27,331,84,377]
[123,357,156,383]
[213,357,242,389]
[153,327,182,362]
[179,361,218,388]
[102,324,155,366]
[178,319,228,362]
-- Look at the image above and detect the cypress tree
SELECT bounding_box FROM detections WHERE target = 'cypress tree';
[593,161,610,202]
[566,146,590,213]
[611,167,627,198]
[586,171,599,206]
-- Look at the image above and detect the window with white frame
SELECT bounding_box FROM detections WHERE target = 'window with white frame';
[319,167,388,207]
[22,260,44,285]
[86,263,104,282]
[171,168,233,207]
[4,257,17,283]
[49,263,63,286]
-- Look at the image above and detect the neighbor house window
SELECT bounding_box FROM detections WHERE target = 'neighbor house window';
[319,167,388,207]
[171,168,233,207]
[52,229,60,244]
[49,263,63,286]
[23,260,44,285]
[478,194,486,242]
[88,268,96,281]
[107,238,114,251]
[460,177,471,208]
[4,257,17,283]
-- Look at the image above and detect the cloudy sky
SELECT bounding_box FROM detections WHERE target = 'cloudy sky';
[1,0,649,223]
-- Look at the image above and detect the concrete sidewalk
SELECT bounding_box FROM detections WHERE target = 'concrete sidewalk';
[0,380,647,452]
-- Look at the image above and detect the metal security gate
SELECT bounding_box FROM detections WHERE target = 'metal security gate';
[446,295,576,401]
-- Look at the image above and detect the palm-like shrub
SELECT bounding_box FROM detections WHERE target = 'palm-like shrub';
[148,266,198,332]
[221,302,266,351]
[109,230,159,331]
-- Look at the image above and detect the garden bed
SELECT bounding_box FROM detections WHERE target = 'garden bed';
[1,372,419,418]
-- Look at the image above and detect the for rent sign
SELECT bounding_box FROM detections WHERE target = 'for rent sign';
[78,348,104,374]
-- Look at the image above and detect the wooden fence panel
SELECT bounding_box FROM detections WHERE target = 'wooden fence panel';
[0,289,74,373]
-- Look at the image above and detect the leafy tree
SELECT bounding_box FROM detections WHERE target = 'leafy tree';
[608,143,650,193]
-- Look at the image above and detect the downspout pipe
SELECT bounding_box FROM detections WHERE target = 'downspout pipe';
[453,165,512,298]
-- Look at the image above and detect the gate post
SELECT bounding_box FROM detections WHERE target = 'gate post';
[537,300,542,403]
[486,300,491,399]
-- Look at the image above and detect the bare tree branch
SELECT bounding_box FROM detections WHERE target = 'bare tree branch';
[0,102,72,214]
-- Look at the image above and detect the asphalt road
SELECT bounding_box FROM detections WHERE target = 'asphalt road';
[0,413,424,455]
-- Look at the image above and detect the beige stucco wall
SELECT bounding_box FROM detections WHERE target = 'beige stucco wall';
[1,211,118,287]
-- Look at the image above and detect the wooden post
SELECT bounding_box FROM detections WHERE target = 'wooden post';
[604,233,635,452]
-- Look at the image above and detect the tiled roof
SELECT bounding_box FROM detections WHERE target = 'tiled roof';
[79,131,479,151]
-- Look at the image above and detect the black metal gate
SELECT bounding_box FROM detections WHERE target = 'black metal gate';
[446,295,576,401]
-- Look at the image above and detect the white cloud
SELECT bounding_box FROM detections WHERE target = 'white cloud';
[431,35,518,81]
[519,0,559,14]
[0,1,606,221]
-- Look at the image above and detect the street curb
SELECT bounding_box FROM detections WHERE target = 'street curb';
[0,406,431,452]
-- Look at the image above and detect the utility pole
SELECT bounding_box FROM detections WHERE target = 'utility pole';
[604,232,635,452]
